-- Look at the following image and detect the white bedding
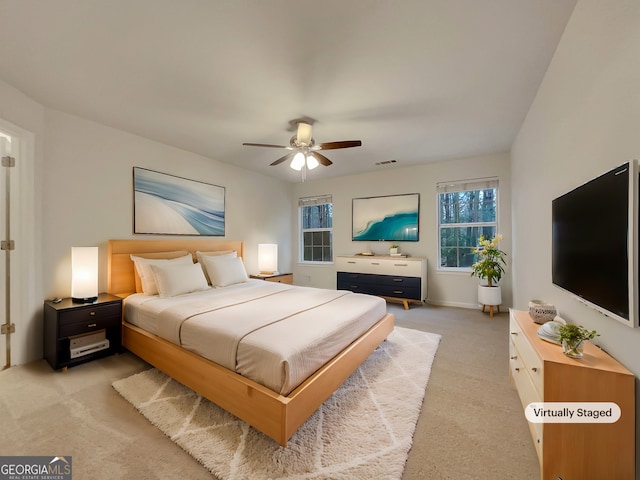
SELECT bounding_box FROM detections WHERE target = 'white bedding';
[124,279,387,395]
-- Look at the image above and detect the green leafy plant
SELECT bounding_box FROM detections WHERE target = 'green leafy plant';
[470,234,506,287]
[390,244,399,249]
[558,324,599,343]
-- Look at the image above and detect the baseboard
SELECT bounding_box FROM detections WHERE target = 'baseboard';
[425,299,483,310]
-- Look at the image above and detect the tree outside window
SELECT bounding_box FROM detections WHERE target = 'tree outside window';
[438,180,498,269]
[299,195,333,263]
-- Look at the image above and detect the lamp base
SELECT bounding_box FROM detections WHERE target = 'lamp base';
[72,296,98,304]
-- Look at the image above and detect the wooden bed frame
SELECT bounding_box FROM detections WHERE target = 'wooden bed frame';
[107,239,394,446]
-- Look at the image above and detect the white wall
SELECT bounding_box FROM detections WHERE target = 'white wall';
[292,152,512,309]
[42,109,294,299]
[511,0,640,460]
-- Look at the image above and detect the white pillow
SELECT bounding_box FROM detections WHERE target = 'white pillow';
[130,254,193,295]
[150,262,209,297]
[195,250,237,284]
[201,255,248,287]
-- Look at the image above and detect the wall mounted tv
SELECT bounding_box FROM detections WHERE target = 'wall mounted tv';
[352,193,419,242]
[552,160,638,328]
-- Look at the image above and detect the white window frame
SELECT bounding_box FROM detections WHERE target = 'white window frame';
[298,195,333,264]
[437,178,499,272]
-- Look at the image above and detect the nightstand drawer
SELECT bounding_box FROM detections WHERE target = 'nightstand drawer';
[59,314,120,338]
[57,303,122,326]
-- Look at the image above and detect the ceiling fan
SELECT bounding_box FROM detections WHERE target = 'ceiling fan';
[242,120,362,173]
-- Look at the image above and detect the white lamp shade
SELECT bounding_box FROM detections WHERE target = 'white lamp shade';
[258,244,278,274]
[72,246,98,302]
[306,154,319,170]
[290,152,305,171]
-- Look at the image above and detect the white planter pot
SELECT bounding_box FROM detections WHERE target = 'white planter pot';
[478,285,502,306]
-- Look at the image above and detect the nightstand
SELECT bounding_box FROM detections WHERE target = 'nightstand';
[250,273,293,284]
[43,293,122,370]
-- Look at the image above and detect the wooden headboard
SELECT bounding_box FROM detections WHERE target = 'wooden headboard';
[107,239,244,296]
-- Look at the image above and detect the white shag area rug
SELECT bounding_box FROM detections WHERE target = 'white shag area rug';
[112,327,441,480]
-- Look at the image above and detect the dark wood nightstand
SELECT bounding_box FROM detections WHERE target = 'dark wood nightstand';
[43,293,122,370]
[250,273,293,284]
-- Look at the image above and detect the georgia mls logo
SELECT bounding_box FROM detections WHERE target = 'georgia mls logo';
[0,455,72,480]
[49,456,71,473]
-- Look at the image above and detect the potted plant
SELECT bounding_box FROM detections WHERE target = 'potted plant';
[558,324,598,358]
[389,244,400,255]
[470,234,506,312]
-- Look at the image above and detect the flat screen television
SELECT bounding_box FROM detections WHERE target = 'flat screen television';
[552,160,638,328]
[352,193,419,241]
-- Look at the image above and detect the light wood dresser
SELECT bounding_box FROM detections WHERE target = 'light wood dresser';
[509,309,635,479]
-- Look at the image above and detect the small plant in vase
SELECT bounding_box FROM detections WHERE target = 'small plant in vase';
[389,244,400,255]
[558,324,598,358]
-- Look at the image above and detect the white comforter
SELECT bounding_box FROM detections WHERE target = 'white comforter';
[124,280,387,395]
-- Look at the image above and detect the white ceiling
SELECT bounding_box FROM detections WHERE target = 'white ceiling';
[0,0,576,182]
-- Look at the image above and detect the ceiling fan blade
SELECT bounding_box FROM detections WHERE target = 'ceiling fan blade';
[311,151,332,166]
[243,142,291,149]
[316,140,362,150]
[270,153,294,166]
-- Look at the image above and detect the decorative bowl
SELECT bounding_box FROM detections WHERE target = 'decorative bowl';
[528,300,557,324]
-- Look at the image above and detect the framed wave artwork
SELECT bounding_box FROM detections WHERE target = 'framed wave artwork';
[352,193,419,241]
[133,167,225,236]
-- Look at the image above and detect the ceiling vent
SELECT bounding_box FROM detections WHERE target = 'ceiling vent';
[375,159,397,166]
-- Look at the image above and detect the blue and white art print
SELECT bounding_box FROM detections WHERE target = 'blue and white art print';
[133,167,225,236]
[352,193,419,241]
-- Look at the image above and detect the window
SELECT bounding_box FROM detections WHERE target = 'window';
[437,179,498,269]
[299,195,333,263]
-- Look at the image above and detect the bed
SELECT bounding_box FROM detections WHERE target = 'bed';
[107,239,395,446]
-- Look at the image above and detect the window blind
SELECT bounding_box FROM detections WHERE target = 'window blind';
[436,178,498,194]
[298,194,332,207]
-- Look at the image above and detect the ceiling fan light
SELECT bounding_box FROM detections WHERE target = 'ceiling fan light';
[306,155,319,169]
[290,152,305,170]
[297,122,313,145]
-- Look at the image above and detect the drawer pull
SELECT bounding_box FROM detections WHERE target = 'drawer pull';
[393,290,404,294]
[531,367,538,372]
[89,311,96,316]
[371,262,380,265]
[510,332,517,336]
[393,278,403,282]
[347,261,356,264]
[88,323,97,328]
[514,368,520,372]
[510,356,517,360]
[393,263,408,267]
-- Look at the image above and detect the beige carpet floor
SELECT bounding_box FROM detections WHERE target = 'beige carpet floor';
[0,304,540,479]
[113,327,441,480]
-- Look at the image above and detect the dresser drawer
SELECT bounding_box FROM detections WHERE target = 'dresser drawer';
[337,272,420,287]
[337,272,379,286]
[335,257,423,276]
[371,284,422,300]
[509,339,543,459]
[59,314,120,338]
[57,302,122,326]
[509,317,544,396]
